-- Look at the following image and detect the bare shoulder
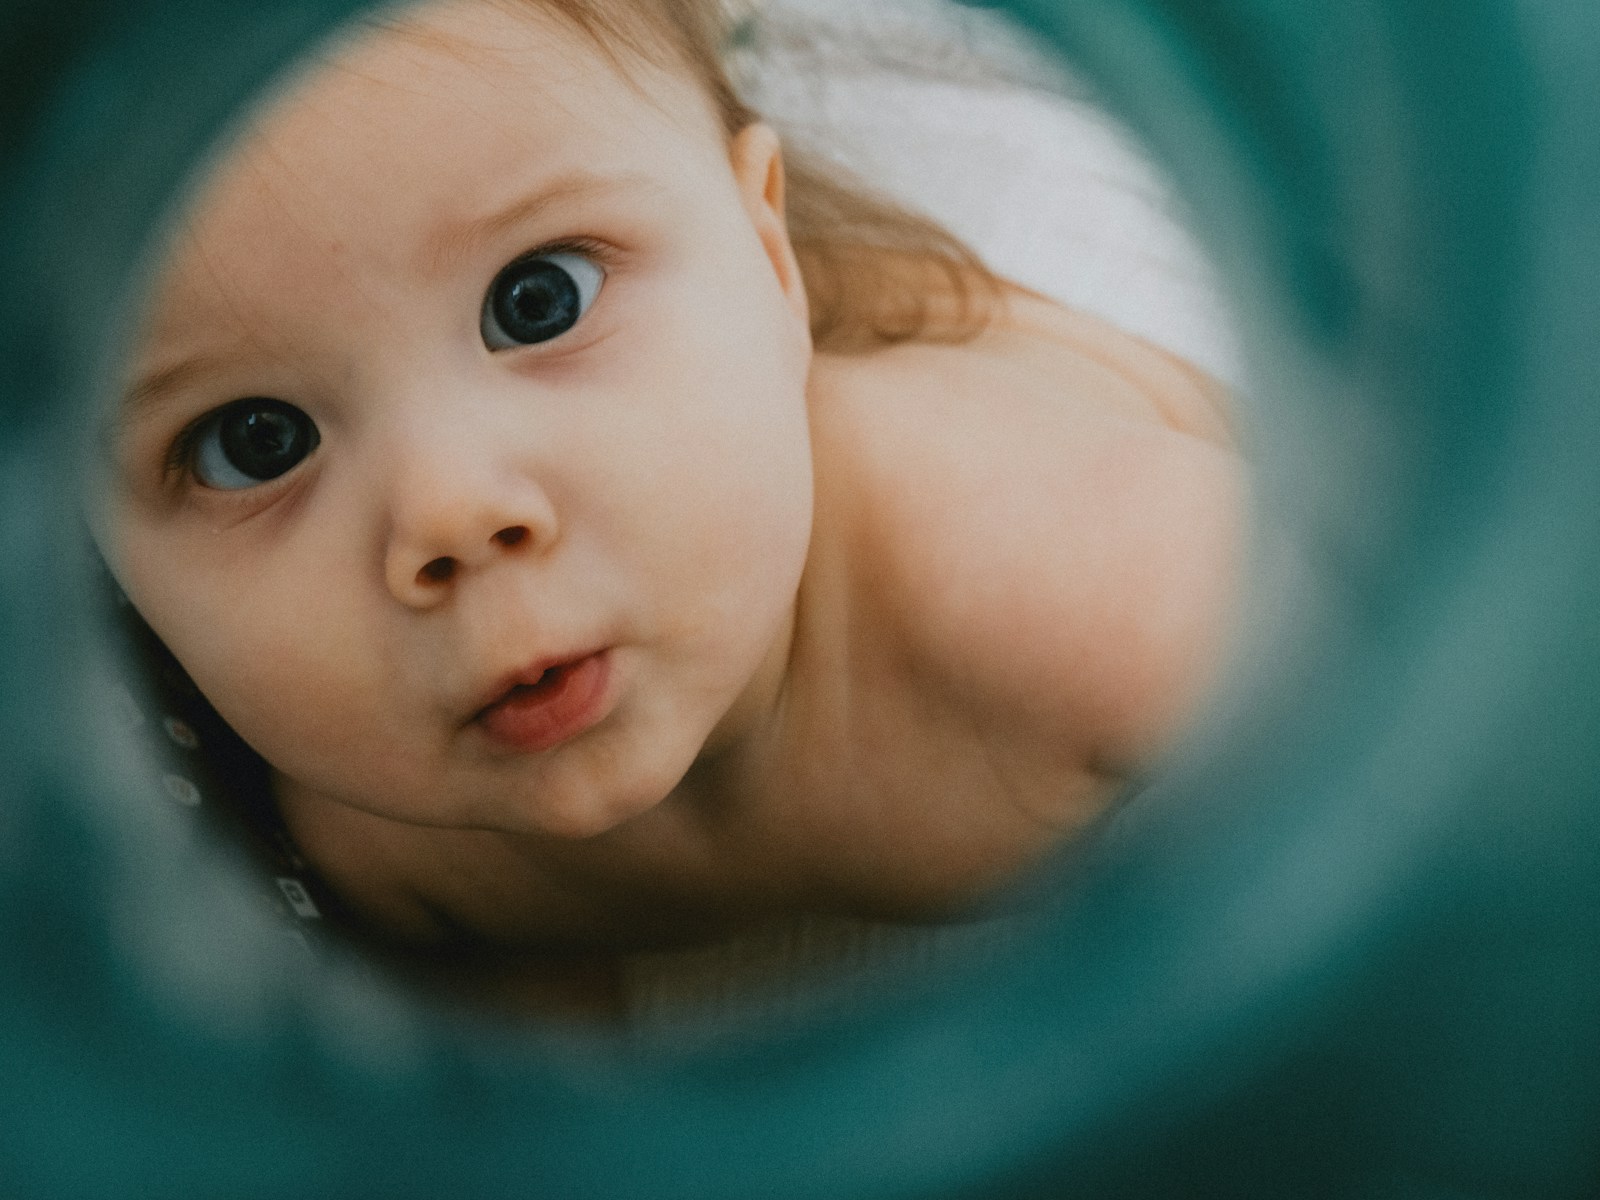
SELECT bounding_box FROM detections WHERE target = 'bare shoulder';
[806,289,1247,774]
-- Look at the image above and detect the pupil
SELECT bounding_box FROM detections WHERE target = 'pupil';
[220,404,310,480]
[492,259,580,345]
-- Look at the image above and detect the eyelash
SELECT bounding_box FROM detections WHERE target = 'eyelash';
[526,235,617,269]
[163,419,212,485]
[158,234,621,490]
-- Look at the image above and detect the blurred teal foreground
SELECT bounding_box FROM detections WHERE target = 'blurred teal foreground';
[3,0,1598,1196]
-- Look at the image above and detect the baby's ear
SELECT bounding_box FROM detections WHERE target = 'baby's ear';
[729,123,809,329]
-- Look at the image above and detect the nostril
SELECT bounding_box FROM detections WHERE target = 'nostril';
[419,556,457,585]
[411,527,529,591]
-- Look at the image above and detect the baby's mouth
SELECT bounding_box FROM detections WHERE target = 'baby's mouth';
[473,651,613,753]
[503,668,550,696]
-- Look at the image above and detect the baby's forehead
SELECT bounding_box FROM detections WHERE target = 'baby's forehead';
[165,1,718,251]
[124,0,731,399]
[322,0,703,121]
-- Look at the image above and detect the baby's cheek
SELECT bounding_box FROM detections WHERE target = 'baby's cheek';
[179,600,382,774]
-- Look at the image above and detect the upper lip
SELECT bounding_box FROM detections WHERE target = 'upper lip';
[466,648,602,724]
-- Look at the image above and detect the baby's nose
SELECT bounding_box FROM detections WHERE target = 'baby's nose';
[414,523,531,584]
[382,459,560,608]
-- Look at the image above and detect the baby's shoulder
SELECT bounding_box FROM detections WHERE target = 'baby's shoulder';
[809,288,1232,455]
[804,290,1244,771]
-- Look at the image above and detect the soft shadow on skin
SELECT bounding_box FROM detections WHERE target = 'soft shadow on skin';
[95,0,1248,1025]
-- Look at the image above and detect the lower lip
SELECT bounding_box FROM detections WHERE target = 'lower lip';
[476,651,614,753]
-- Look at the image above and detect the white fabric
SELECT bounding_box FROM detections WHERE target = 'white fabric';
[736,0,1245,386]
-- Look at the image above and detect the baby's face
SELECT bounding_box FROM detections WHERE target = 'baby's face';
[100,0,815,837]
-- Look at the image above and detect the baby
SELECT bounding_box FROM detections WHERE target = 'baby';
[97,0,1244,1014]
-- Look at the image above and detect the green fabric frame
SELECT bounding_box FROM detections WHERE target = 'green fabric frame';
[2,0,1597,1195]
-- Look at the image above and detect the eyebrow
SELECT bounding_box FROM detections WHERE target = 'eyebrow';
[120,352,221,426]
[420,168,655,278]
[120,170,656,421]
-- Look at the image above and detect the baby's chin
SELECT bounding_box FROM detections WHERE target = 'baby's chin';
[511,765,684,841]
[487,718,709,841]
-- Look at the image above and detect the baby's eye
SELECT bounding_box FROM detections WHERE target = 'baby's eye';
[189,398,319,490]
[480,250,605,350]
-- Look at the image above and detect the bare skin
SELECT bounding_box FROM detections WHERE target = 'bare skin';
[278,288,1243,1013]
[99,0,1244,1016]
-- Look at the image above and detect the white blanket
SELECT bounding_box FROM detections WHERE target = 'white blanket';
[735,0,1244,386]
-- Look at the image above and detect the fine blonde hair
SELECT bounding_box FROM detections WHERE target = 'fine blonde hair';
[380,0,1004,353]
